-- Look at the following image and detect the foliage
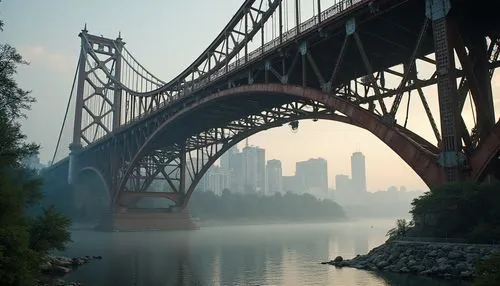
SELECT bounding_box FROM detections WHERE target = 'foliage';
[410,181,500,242]
[474,252,500,286]
[0,17,72,285]
[29,206,72,254]
[386,218,413,240]
[189,190,346,221]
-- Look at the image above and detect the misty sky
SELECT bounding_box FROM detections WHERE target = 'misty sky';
[2,0,499,192]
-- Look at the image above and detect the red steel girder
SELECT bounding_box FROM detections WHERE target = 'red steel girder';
[119,84,443,205]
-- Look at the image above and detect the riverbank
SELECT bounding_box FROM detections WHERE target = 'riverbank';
[36,255,102,286]
[323,240,500,280]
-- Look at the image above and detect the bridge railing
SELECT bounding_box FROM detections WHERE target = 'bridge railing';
[196,0,365,92]
[91,0,368,145]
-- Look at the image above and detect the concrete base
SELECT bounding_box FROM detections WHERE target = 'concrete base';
[95,208,199,232]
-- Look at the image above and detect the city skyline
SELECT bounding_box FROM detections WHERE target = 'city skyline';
[3,0,497,192]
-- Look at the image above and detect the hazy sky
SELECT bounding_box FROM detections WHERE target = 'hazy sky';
[2,0,498,192]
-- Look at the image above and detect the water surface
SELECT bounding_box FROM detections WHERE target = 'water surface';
[62,219,470,285]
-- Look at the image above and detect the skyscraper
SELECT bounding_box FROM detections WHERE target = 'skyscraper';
[199,165,231,196]
[242,144,266,193]
[351,152,367,193]
[335,174,351,192]
[295,158,328,196]
[266,159,282,194]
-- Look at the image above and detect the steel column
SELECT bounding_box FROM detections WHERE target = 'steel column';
[113,35,123,129]
[179,144,187,196]
[427,0,462,182]
[469,34,496,139]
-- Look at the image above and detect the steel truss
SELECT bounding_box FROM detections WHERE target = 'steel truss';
[121,100,342,206]
[63,0,500,209]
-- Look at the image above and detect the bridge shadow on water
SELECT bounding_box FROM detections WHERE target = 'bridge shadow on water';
[60,223,472,286]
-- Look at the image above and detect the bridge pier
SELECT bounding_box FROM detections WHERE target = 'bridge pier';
[96,188,197,232]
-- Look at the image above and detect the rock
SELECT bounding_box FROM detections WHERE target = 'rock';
[53,265,71,274]
[376,261,388,269]
[460,270,473,279]
[436,257,448,264]
[39,262,52,272]
[455,262,468,271]
[448,251,462,259]
[399,267,410,273]
[427,250,438,257]
[323,240,500,280]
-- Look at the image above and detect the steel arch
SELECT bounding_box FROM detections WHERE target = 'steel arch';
[117,84,442,206]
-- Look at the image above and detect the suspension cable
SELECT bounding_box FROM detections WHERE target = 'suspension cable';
[51,54,80,165]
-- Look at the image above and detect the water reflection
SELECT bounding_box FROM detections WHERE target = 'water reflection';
[62,221,469,286]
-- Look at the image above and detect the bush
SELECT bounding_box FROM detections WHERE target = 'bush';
[474,252,500,286]
[386,218,414,240]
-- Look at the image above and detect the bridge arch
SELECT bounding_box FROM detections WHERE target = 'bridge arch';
[74,167,111,220]
[118,84,443,205]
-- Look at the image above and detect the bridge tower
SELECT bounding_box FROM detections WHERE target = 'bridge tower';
[69,27,124,184]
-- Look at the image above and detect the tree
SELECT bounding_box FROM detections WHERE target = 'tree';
[29,206,71,254]
[0,16,72,285]
[410,181,500,241]
[474,252,500,286]
[386,219,413,240]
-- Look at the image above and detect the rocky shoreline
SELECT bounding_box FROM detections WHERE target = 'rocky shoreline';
[36,255,102,286]
[323,240,500,280]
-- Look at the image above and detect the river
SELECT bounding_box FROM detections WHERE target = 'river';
[61,219,470,285]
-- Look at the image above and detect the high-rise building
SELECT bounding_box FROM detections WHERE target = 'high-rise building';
[295,158,328,196]
[266,159,282,194]
[282,175,298,193]
[219,146,240,192]
[242,144,266,193]
[199,165,231,196]
[335,174,351,192]
[351,152,367,193]
[232,152,245,193]
[220,145,238,171]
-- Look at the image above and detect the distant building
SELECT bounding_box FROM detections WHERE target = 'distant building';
[242,145,266,193]
[199,165,231,196]
[335,174,351,192]
[295,157,328,197]
[266,159,282,194]
[282,175,298,193]
[351,152,367,193]
[220,145,237,171]
[220,146,243,192]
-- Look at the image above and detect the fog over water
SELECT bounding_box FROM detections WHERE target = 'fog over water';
[60,220,469,286]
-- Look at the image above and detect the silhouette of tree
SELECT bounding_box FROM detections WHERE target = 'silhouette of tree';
[0,17,71,285]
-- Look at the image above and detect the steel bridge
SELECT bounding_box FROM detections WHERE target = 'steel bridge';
[45,0,500,230]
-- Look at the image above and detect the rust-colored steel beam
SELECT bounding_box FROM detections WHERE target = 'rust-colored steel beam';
[470,120,500,181]
[120,84,442,206]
